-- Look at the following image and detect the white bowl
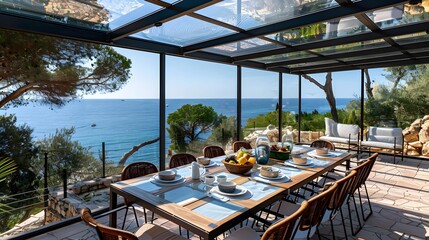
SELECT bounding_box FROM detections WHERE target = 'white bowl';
[158,170,177,181]
[315,148,329,155]
[218,181,237,193]
[260,166,280,178]
[197,157,211,166]
[291,155,307,165]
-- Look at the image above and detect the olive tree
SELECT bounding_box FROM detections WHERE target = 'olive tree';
[0,30,132,108]
[167,104,218,152]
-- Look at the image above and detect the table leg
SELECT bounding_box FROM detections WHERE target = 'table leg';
[346,158,351,171]
[110,191,117,227]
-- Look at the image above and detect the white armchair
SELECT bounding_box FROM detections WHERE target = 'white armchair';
[360,126,404,163]
[319,118,360,151]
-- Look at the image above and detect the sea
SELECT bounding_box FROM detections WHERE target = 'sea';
[1,98,353,165]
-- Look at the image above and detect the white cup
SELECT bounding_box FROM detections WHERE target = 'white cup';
[204,175,215,185]
[217,175,227,184]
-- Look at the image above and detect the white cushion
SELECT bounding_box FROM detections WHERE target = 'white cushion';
[324,118,359,140]
[360,140,402,150]
[320,136,359,145]
[367,127,403,145]
[337,123,359,139]
[224,227,260,240]
[325,118,338,137]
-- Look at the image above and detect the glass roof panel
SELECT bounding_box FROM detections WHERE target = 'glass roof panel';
[339,52,405,62]
[253,51,317,64]
[162,0,181,4]
[203,38,282,57]
[196,0,338,30]
[266,16,369,45]
[393,32,429,45]
[312,39,388,55]
[368,2,429,29]
[0,0,162,30]
[408,47,429,54]
[132,16,235,46]
[105,1,163,30]
[289,60,338,68]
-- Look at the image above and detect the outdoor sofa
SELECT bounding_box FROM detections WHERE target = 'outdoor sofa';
[360,126,404,163]
[320,118,360,151]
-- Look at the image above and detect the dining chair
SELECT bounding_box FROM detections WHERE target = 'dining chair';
[81,208,186,240]
[303,140,337,196]
[168,153,196,169]
[347,152,378,235]
[224,201,309,240]
[121,162,158,229]
[232,141,252,152]
[203,145,225,158]
[321,170,358,240]
[310,139,335,150]
[275,181,338,240]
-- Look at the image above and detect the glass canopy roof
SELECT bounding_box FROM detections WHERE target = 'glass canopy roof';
[0,0,428,74]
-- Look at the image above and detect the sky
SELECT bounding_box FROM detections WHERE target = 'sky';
[84,47,388,99]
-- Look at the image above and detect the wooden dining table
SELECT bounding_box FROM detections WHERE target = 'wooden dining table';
[109,146,351,240]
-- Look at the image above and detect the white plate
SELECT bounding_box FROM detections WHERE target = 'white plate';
[308,151,336,158]
[154,174,183,183]
[258,172,289,181]
[151,177,186,186]
[202,162,218,168]
[212,185,248,196]
[285,159,313,166]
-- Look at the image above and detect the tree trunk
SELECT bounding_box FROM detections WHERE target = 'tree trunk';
[302,72,338,122]
[117,137,160,166]
[324,73,338,122]
[364,69,374,100]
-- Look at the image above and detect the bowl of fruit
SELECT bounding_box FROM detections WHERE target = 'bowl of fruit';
[222,149,256,174]
[269,145,290,160]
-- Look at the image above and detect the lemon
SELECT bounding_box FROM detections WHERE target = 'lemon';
[237,156,248,165]
[248,157,256,165]
[236,151,243,158]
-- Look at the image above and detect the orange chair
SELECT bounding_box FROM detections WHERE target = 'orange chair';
[203,145,226,158]
[224,201,309,240]
[81,208,186,240]
[232,141,252,152]
[121,162,158,229]
[310,139,335,150]
[168,153,196,169]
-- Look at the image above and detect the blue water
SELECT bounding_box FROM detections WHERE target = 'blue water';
[1,98,353,165]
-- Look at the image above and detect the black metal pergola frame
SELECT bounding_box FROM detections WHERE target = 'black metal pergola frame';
[3,1,429,239]
[0,0,428,171]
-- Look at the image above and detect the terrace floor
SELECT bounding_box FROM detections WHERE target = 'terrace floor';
[27,154,429,240]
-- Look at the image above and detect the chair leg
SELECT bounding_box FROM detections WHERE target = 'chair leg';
[361,184,373,221]
[351,194,363,235]
[132,206,139,227]
[393,151,396,164]
[143,208,148,224]
[316,227,322,240]
[339,208,348,240]
[329,218,336,240]
[122,207,129,230]
[151,211,155,223]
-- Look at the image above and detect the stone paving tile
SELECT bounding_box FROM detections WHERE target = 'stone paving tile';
[28,154,429,240]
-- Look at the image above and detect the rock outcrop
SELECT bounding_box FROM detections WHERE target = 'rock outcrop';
[403,115,429,156]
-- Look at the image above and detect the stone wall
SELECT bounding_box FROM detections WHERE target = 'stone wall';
[244,125,324,146]
[45,194,80,224]
[45,175,121,224]
[403,115,429,156]
[71,175,121,195]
